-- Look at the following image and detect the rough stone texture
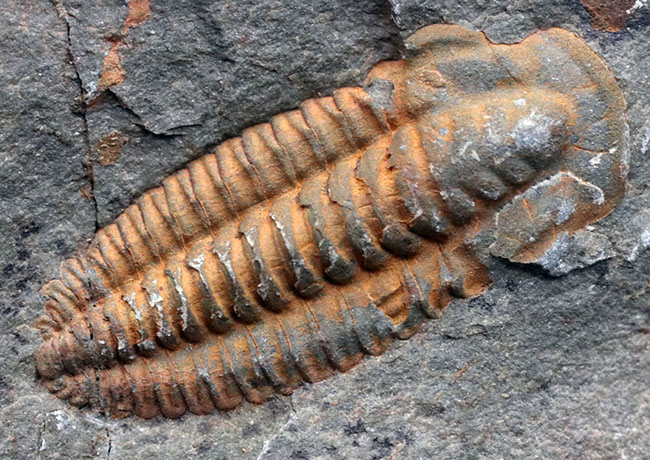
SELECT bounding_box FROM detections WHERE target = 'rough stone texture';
[579,0,637,31]
[0,0,648,459]
[527,228,616,277]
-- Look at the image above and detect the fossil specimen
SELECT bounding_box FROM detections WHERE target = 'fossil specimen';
[34,24,628,419]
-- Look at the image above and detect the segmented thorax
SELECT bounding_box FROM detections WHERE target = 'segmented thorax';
[34,25,628,418]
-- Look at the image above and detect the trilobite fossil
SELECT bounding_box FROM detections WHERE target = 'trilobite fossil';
[34,24,628,418]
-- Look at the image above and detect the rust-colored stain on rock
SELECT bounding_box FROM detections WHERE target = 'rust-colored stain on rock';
[123,0,151,33]
[98,0,151,90]
[98,43,124,89]
[580,0,636,31]
[96,131,127,166]
[79,184,94,202]
[34,25,628,419]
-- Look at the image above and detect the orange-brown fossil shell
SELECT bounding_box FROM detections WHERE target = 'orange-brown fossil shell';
[34,24,628,419]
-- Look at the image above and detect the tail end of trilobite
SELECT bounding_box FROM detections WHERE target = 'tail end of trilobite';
[42,366,164,419]
[34,258,94,382]
[35,257,90,337]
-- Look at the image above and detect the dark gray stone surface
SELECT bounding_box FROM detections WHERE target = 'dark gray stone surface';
[1,0,648,459]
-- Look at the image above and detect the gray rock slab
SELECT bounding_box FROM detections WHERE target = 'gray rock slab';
[1,0,648,459]
[529,228,615,277]
[0,1,96,334]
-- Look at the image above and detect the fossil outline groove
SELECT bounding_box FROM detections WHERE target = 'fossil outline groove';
[34,24,628,419]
